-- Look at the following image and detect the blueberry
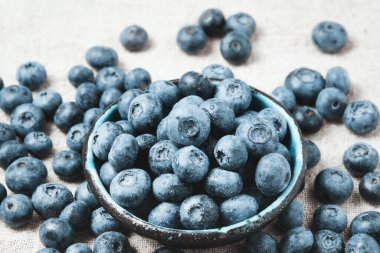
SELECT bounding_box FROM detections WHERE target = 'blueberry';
[271,86,297,112]
[85,46,118,69]
[24,131,52,158]
[0,77,3,89]
[326,66,350,94]
[152,173,192,202]
[54,102,83,132]
[293,106,324,133]
[108,134,139,171]
[110,169,151,208]
[0,123,16,145]
[16,61,47,90]
[53,150,83,180]
[172,145,209,183]
[177,25,207,54]
[256,153,291,197]
[0,140,28,169]
[346,234,380,252]
[274,143,291,163]
[83,108,103,126]
[201,98,235,134]
[205,168,243,198]
[75,182,100,211]
[314,168,353,204]
[124,68,151,90]
[120,25,148,52]
[312,204,347,233]
[149,140,178,175]
[99,88,122,109]
[134,134,157,168]
[179,194,219,229]
[65,243,93,253]
[245,231,279,253]
[59,201,90,230]
[220,31,252,65]
[234,110,258,128]
[75,82,100,111]
[39,218,74,251]
[279,226,314,253]
[220,194,258,225]
[213,135,247,171]
[68,65,94,88]
[214,78,252,114]
[128,93,163,133]
[351,211,380,239]
[312,21,348,54]
[316,88,348,121]
[5,157,47,195]
[0,194,33,228]
[343,100,380,135]
[32,183,73,218]
[172,95,205,110]
[149,80,180,109]
[10,103,46,137]
[154,247,184,253]
[277,200,304,231]
[156,117,169,141]
[36,248,60,253]
[178,71,213,99]
[148,202,180,229]
[93,231,131,253]
[92,122,124,161]
[305,139,321,169]
[258,108,288,141]
[99,162,118,189]
[96,67,125,92]
[285,68,325,105]
[225,12,256,37]
[312,230,344,253]
[33,89,63,117]
[198,8,225,37]
[360,172,380,203]
[202,64,234,80]
[343,142,378,177]
[90,207,123,236]
[118,89,144,120]
[115,120,135,135]
[0,183,6,204]
[66,123,91,152]
[0,85,32,113]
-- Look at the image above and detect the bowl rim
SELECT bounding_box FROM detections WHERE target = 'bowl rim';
[83,79,307,248]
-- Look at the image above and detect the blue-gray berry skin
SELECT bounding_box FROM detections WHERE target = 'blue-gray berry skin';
[0,194,33,228]
[0,183,6,203]
[33,89,63,117]
[153,173,192,202]
[305,139,321,169]
[256,153,291,197]
[154,247,185,253]
[245,231,279,253]
[271,86,296,112]
[65,243,93,253]
[120,25,148,52]
[312,204,347,233]
[201,98,235,135]
[172,145,209,183]
[11,103,46,137]
[279,226,314,253]
[149,140,178,175]
[75,82,99,111]
[225,12,256,37]
[285,68,325,105]
[351,211,380,238]
[59,201,90,230]
[293,106,324,134]
[312,21,348,54]
[274,143,291,163]
[68,65,94,88]
[24,131,52,158]
[32,183,74,219]
[99,162,118,189]
[234,111,258,129]
[314,168,353,204]
[110,169,151,209]
[39,218,74,251]
[16,61,47,90]
[93,231,131,253]
[66,123,91,153]
[172,96,205,110]
[53,150,83,181]
[213,135,247,171]
[177,25,207,54]
[75,182,100,211]
[85,46,118,70]
[124,68,151,90]
[36,248,60,253]
[360,172,380,203]
[178,71,213,99]
[258,108,288,141]
[316,87,348,121]
[90,207,123,236]
[148,202,180,229]
[220,194,258,225]
[205,168,243,198]
[149,80,180,109]
[99,88,122,109]
[108,134,139,171]
[128,93,163,133]
[343,100,380,135]
[312,230,344,253]
[0,123,16,145]
[179,194,219,230]
[92,122,124,161]
[326,66,350,94]
[96,66,125,92]
[0,85,32,113]
[199,8,225,37]
[220,31,252,65]
[346,234,380,253]
[202,64,234,80]
[214,78,252,114]
[277,200,304,231]
[115,120,135,135]
[118,89,144,120]
[83,108,102,126]
[5,157,47,195]
[54,102,83,133]
[343,142,378,177]
[0,140,28,169]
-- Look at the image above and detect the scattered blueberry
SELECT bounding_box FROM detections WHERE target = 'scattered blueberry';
[33,89,62,117]
[75,82,100,111]
[202,64,234,80]
[271,86,296,112]
[90,207,123,236]
[277,200,304,231]
[305,139,321,169]
[0,194,33,228]
[68,65,94,88]
[66,123,91,152]
[293,106,324,134]
[0,183,6,204]
[0,85,32,113]
[177,25,207,54]
[16,61,47,90]
[99,88,122,109]
[312,204,347,233]
[279,226,314,253]
[346,233,380,252]
[220,31,252,65]
[312,21,348,53]
[96,66,125,92]
[83,108,103,126]
[343,142,379,177]
[53,150,83,180]
[85,46,118,69]
[54,102,83,133]
[178,71,213,99]
[316,87,348,121]
[36,248,60,253]
[0,123,16,145]
[225,12,256,37]
[351,211,380,239]
[149,80,180,109]
[124,68,151,90]
[120,25,148,52]
[24,131,52,158]
[343,100,380,135]
[75,182,100,211]
[10,103,46,137]
[93,231,130,253]
[198,8,225,37]
[39,218,74,251]
[326,66,350,94]
[59,200,91,230]
[359,172,380,204]
[65,243,93,253]
[312,230,344,253]
[0,140,28,169]
[245,231,279,253]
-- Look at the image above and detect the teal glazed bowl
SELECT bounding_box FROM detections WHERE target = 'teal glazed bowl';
[83,79,307,248]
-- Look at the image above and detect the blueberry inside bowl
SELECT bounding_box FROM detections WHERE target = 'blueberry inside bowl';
[83,78,306,248]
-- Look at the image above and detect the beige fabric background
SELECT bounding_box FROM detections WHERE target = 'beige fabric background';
[1,0,380,252]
